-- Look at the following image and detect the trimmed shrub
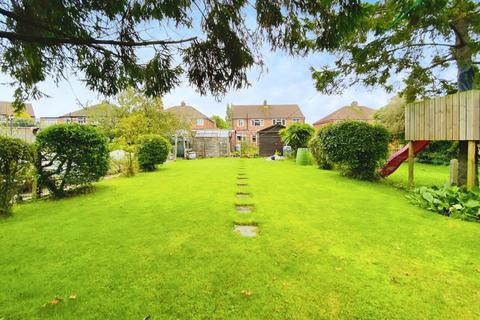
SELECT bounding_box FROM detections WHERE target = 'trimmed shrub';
[0,136,33,216]
[35,124,109,197]
[280,123,315,152]
[309,135,333,169]
[317,121,390,180]
[137,134,170,171]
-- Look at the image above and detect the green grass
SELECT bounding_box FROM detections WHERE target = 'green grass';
[384,162,450,187]
[1,158,480,319]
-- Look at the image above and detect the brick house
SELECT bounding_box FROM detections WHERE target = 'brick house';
[0,101,35,120]
[312,101,376,129]
[167,101,216,130]
[231,100,305,145]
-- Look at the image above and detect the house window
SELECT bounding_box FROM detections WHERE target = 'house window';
[292,118,300,123]
[196,118,204,126]
[237,119,245,127]
[251,119,264,126]
[273,119,286,125]
[78,117,86,124]
[252,134,257,143]
[236,134,244,142]
[65,118,72,123]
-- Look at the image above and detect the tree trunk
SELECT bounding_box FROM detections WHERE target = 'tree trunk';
[453,19,477,186]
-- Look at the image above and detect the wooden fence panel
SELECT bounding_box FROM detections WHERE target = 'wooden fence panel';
[405,90,480,141]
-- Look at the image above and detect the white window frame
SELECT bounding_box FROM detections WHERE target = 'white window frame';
[237,119,245,127]
[78,117,87,124]
[273,119,286,126]
[252,134,257,143]
[196,118,205,126]
[251,119,264,126]
[236,134,245,142]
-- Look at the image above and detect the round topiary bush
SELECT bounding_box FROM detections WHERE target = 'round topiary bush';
[137,134,171,171]
[0,136,33,216]
[316,121,390,180]
[35,123,109,197]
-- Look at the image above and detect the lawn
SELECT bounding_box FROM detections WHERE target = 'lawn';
[384,162,450,187]
[1,158,480,319]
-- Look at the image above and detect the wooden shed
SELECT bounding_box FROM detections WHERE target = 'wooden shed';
[258,124,285,157]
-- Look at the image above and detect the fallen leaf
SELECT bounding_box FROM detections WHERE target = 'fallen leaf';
[69,293,77,300]
[335,267,342,272]
[144,315,151,320]
[475,267,480,273]
[44,296,63,306]
[241,290,252,297]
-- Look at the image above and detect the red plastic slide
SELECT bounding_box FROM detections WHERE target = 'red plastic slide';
[379,141,430,177]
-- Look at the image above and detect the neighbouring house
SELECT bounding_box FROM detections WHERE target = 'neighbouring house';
[0,101,37,143]
[167,101,216,130]
[258,124,286,157]
[312,101,376,129]
[0,101,35,121]
[40,102,119,127]
[231,100,305,146]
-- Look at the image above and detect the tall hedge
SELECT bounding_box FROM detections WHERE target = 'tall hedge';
[317,121,390,180]
[35,124,109,197]
[137,134,171,171]
[0,136,33,216]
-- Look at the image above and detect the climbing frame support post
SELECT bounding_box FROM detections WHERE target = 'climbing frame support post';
[408,141,414,188]
[467,140,476,189]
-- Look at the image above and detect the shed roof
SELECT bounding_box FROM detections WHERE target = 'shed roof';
[0,101,35,118]
[258,123,286,133]
[313,101,376,125]
[167,102,214,123]
[194,129,232,138]
[232,101,304,119]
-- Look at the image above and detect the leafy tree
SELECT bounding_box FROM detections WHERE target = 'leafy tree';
[279,123,315,152]
[374,95,406,140]
[225,104,233,128]
[35,124,109,197]
[211,115,228,129]
[0,1,362,109]
[0,136,33,216]
[137,135,171,172]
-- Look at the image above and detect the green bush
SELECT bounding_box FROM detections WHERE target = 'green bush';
[280,123,315,152]
[0,136,33,216]
[35,124,109,197]
[137,134,170,171]
[408,185,480,222]
[316,121,390,180]
[309,135,333,169]
[416,141,458,165]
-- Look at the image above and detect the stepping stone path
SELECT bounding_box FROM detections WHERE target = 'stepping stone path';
[236,204,254,213]
[233,160,259,237]
[236,192,250,198]
[234,225,258,237]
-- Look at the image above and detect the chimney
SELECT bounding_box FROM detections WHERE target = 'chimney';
[351,101,359,107]
[181,101,186,107]
[262,100,269,110]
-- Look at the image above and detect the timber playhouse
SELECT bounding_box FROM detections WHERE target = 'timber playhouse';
[379,90,480,188]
